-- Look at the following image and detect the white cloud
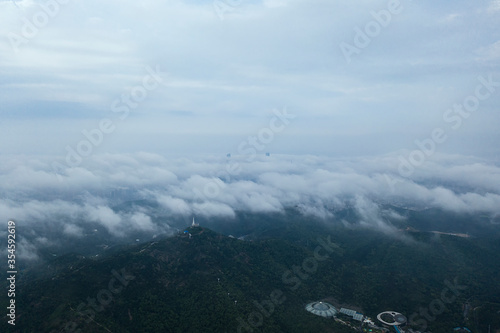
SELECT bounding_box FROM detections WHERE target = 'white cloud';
[488,0,500,13]
[4,152,500,222]
[0,150,499,257]
[354,195,397,234]
[86,205,123,236]
[128,212,156,232]
[476,40,500,61]
[17,238,39,261]
[63,223,84,238]
[156,195,192,215]
[193,201,236,218]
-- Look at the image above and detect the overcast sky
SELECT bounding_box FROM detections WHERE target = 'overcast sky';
[1,0,499,159]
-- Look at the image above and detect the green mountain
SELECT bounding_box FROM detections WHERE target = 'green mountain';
[3,219,500,333]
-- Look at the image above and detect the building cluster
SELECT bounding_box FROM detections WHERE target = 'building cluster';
[305,302,433,332]
[305,301,384,331]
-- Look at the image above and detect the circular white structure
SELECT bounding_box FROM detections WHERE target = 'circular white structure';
[377,311,407,326]
[305,301,338,317]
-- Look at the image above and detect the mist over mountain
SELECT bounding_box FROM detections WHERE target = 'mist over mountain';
[1,152,499,263]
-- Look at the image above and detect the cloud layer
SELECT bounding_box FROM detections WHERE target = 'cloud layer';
[2,152,500,225]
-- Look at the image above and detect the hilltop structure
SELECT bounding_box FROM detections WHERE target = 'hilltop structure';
[191,217,199,227]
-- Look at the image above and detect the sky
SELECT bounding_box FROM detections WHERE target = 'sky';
[0,0,499,159]
[1,1,500,259]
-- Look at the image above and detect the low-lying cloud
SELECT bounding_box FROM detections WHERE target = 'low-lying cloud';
[1,152,499,260]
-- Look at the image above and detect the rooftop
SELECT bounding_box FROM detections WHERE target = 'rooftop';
[305,301,338,318]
